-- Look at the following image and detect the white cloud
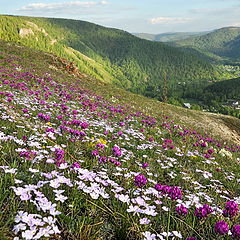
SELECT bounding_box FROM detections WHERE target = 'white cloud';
[149,17,192,25]
[17,1,109,14]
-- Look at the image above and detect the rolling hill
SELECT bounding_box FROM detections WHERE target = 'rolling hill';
[133,31,210,42]
[0,15,222,98]
[173,27,240,63]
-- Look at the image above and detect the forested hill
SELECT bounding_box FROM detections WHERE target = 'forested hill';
[173,27,240,63]
[0,15,221,96]
[204,77,240,101]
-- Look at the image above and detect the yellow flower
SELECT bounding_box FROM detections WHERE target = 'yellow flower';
[98,138,107,145]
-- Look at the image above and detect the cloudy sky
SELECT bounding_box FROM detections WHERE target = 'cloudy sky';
[1,0,240,33]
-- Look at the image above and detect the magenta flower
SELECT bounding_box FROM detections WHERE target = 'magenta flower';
[223,201,239,218]
[148,137,154,142]
[134,174,147,188]
[55,148,65,161]
[98,156,107,163]
[155,184,182,200]
[112,146,122,157]
[195,204,213,219]
[71,162,81,168]
[80,122,89,129]
[142,163,149,168]
[176,205,188,216]
[207,149,214,154]
[231,225,240,239]
[91,149,99,157]
[214,221,229,235]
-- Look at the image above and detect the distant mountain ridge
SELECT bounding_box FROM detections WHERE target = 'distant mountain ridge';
[172,27,240,63]
[0,15,221,98]
[133,31,211,42]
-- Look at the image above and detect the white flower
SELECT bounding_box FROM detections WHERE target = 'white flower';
[22,228,37,240]
[172,231,183,238]
[13,223,26,234]
[140,218,151,225]
[116,194,130,204]
[142,231,156,240]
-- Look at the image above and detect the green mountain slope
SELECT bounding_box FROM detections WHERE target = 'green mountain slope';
[173,27,240,63]
[133,31,210,42]
[0,15,221,97]
[204,77,240,101]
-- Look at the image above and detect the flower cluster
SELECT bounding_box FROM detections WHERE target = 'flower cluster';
[155,184,182,200]
[134,174,148,188]
[223,201,239,218]
[194,204,213,219]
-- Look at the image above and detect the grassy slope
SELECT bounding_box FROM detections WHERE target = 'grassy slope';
[0,15,221,93]
[0,40,240,240]
[1,39,239,145]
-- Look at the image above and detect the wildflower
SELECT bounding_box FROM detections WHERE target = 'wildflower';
[231,225,240,239]
[186,238,197,240]
[195,204,213,219]
[80,122,89,129]
[142,162,149,168]
[169,186,182,200]
[140,218,151,225]
[223,201,239,218]
[176,204,188,216]
[112,146,122,157]
[91,149,99,157]
[207,149,214,154]
[71,162,81,168]
[55,148,64,161]
[134,174,147,188]
[149,137,154,142]
[142,231,156,240]
[214,221,229,235]
[98,156,107,163]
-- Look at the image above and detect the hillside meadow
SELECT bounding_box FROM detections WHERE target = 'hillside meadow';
[0,40,239,240]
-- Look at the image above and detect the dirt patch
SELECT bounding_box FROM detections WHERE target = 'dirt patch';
[19,28,34,38]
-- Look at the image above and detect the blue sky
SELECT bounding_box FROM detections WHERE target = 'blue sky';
[1,0,240,33]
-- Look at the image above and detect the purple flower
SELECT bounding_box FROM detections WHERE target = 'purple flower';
[168,186,182,200]
[55,148,65,161]
[96,143,105,150]
[112,146,122,157]
[176,205,188,216]
[80,122,89,129]
[142,163,149,168]
[91,149,99,157]
[98,156,107,163]
[155,184,182,200]
[134,174,147,188]
[148,137,154,142]
[207,149,214,154]
[71,162,81,168]
[223,201,239,218]
[214,221,229,235]
[186,238,197,240]
[195,204,213,219]
[231,225,240,239]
